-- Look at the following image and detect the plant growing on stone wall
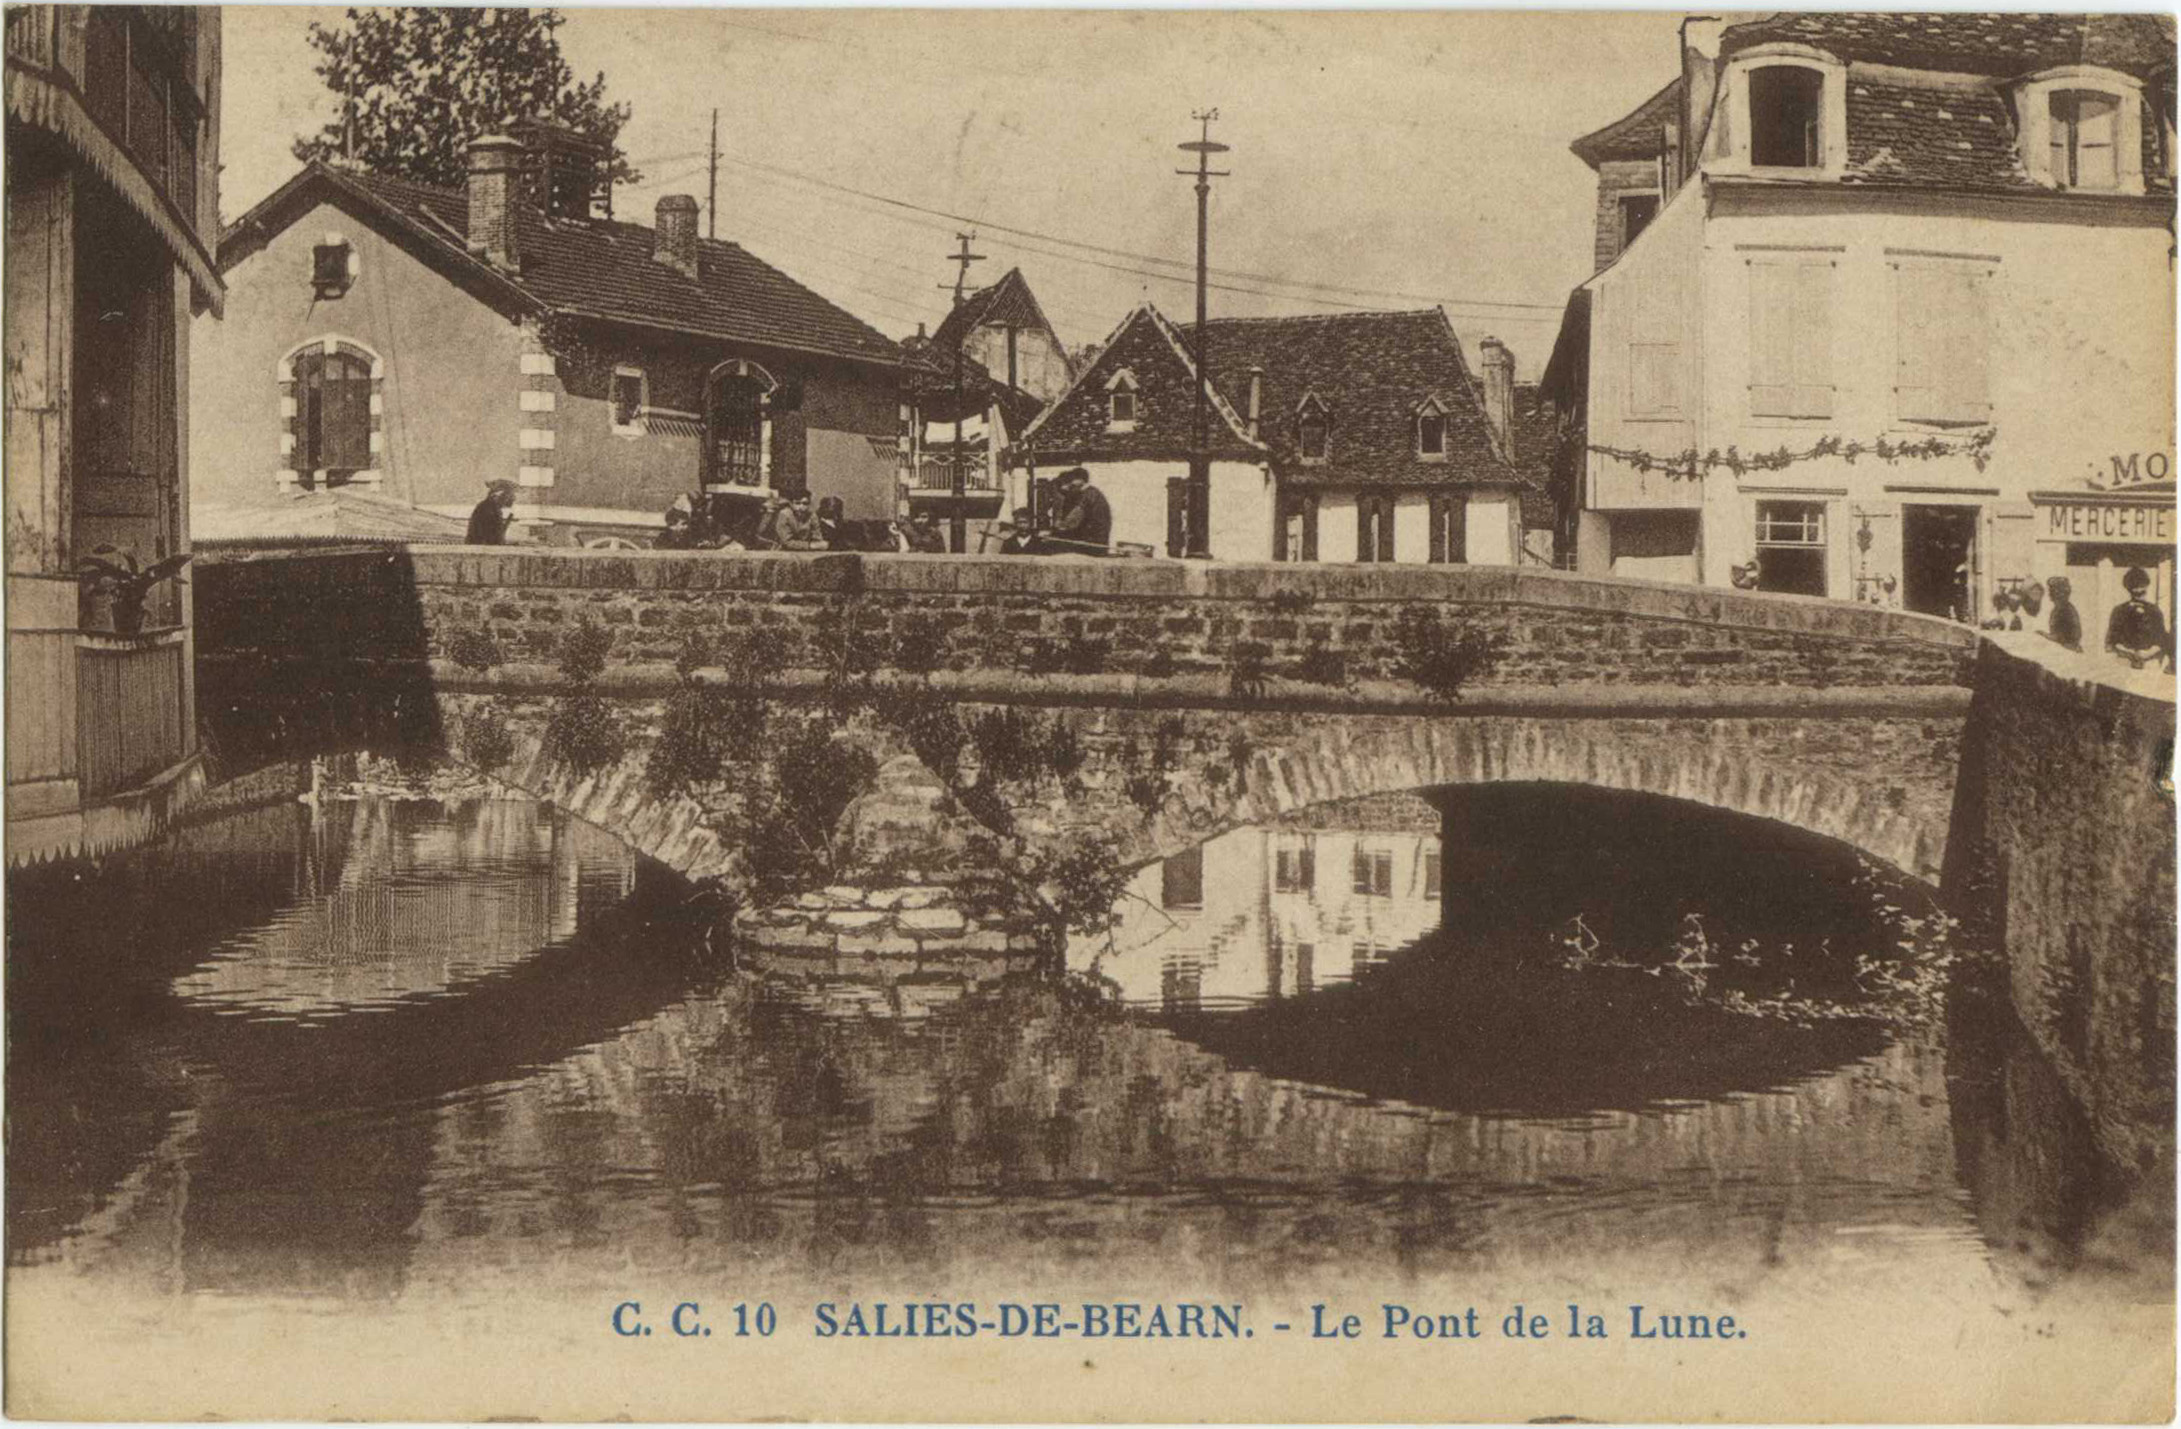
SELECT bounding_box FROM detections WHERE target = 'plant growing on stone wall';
[1023,632,1110,677]
[1291,642,1351,690]
[447,627,507,674]
[811,597,885,711]
[541,614,625,776]
[460,698,518,772]
[969,707,1084,791]
[737,714,879,897]
[1227,640,1273,700]
[890,612,951,677]
[1390,606,1506,704]
[557,616,614,684]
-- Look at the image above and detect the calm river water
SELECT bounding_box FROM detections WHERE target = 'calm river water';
[4,773,2156,1323]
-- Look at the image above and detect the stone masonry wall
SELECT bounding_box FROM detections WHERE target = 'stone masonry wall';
[1948,639,2176,1176]
[196,547,1977,695]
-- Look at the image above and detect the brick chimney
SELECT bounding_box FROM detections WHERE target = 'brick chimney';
[1478,337,1516,463]
[1680,16,1726,167]
[1246,366,1264,439]
[654,194,699,279]
[465,134,524,272]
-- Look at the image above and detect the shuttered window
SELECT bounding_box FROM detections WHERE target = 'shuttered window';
[2050,90,2120,190]
[295,348,373,475]
[1747,256,1835,419]
[1893,260,1992,427]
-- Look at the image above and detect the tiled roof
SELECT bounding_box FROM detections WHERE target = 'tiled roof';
[1571,78,1683,169]
[1020,304,1521,490]
[1840,74,2040,191]
[929,267,1060,355]
[1721,12,2175,81]
[224,164,903,368]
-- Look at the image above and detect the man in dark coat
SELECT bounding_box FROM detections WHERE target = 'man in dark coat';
[2043,576,2084,652]
[2105,567,2169,669]
[1048,467,1111,554]
[467,480,516,545]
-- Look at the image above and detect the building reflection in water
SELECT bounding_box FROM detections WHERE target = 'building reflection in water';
[6,781,2165,1317]
[1082,795,1447,1011]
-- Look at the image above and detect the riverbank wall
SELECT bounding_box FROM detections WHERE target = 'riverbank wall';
[1946,635,2175,1177]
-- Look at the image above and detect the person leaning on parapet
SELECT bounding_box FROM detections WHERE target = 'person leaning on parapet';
[997,506,1040,556]
[1045,467,1112,555]
[767,493,827,552]
[466,479,517,545]
[2042,576,2084,652]
[903,509,948,554]
[2104,567,2170,670]
[2018,579,2044,627]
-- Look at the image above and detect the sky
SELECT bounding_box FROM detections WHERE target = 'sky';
[220,6,1694,378]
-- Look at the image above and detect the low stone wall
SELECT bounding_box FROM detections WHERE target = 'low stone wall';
[195,546,1977,693]
[1946,637,2176,1176]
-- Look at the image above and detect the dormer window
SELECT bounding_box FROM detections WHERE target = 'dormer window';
[2049,90,2120,190]
[1414,398,1449,461]
[1105,368,1139,431]
[2017,68,2146,196]
[1749,66,1824,168]
[1713,46,1845,178]
[1296,394,1330,463]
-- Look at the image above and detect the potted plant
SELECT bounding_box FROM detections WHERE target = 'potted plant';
[77,546,191,636]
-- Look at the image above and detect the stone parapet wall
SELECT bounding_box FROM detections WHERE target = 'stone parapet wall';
[1947,638,2176,1176]
[196,547,1976,694]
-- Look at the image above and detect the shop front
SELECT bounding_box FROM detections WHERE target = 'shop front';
[2028,479,2176,648]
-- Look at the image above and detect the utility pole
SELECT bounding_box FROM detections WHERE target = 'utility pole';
[942,232,985,554]
[707,109,719,239]
[1177,109,1229,560]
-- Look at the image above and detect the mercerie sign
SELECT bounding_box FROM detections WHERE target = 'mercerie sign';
[2042,452,2176,543]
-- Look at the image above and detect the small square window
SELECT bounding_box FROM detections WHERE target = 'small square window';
[1110,389,1136,425]
[611,369,645,432]
[311,241,352,297]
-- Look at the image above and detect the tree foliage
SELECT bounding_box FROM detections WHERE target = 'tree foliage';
[293,8,639,192]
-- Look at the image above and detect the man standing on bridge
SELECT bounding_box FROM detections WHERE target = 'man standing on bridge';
[1045,467,1112,556]
[466,479,517,546]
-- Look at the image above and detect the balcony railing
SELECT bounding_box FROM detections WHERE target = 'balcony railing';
[76,630,187,798]
[909,455,1002,494]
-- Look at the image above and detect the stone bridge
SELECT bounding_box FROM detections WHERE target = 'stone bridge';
[193,547,2174,1170]
[196,547,1976,880]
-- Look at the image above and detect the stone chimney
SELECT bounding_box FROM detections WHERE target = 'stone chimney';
[1680,16,1726,166]
[1246,366,1264,439]
[465,134,524,272]
[1478,337,1516,463]
[654,194,700,279]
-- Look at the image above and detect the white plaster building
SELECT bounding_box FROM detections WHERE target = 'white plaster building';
[1011,304,1537,563]
[1547,13,2176,626]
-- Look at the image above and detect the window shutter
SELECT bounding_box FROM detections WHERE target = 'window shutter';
[1946,269,1991,422]
[1791,260,1834,418]
[1445,493,1468,564]
[1301,494,1318,562]
[1747,261,1795,417]
[323,362,371,469]
[1273,495,1290,562]
[1166,476,1188,557]
[1357,496,1372,561]
[2077,92,2118,187]
[1894,263,1938,422]
[1377,496,1396,563]
[1428,494,1447,563]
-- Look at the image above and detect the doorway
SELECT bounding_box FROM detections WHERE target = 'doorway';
[1902,505,1979,620]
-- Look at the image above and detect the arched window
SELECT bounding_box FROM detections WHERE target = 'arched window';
[2015,68,2147,195]
[281,338,380,488]
[704,360,774,489]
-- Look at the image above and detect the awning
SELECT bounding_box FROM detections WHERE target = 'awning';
[7,63,223,314]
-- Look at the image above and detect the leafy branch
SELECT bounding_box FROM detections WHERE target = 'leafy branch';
[1589,428,1996,479]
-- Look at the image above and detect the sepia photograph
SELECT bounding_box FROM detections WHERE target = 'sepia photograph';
[3,4,2175,1421]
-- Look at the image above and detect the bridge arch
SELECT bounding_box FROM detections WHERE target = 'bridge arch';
[1125,713,1951,884]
